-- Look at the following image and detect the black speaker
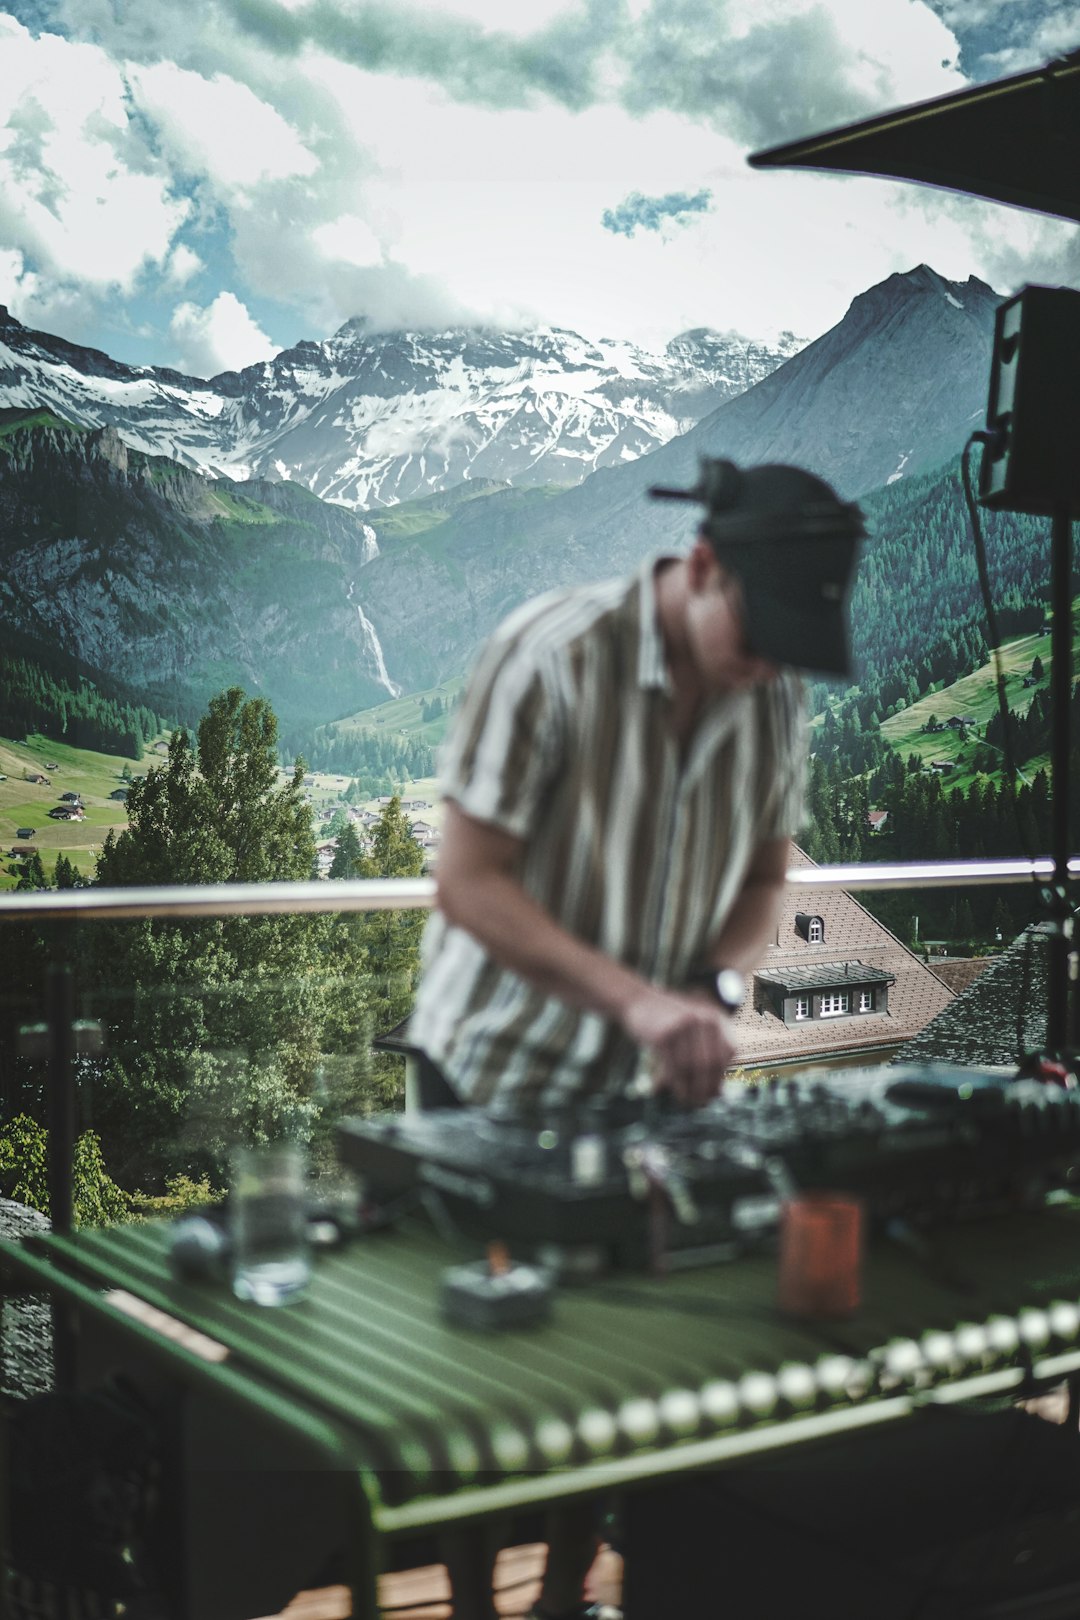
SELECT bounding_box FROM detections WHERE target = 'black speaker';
[979,283,1080,515]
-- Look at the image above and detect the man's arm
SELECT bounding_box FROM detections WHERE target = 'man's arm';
[704,835,791,975]
[435,803,763,1105]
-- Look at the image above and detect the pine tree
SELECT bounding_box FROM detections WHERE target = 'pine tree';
[15,853,47,892]
[329,821,365,880]
[53,853,82,888]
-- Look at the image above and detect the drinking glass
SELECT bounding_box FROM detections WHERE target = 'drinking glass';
[230,1143,312,1306]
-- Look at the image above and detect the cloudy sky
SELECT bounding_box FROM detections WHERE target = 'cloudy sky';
[1,0,1077,376]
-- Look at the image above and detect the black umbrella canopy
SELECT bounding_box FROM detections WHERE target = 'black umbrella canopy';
[748,48,1080,223]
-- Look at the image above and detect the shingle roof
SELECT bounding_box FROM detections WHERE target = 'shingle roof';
[893,928,1048,1067]
[733,845,953,1067]
[756,960,895,994]
[928,957,994,997]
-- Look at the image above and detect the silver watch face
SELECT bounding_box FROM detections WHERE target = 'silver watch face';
[715,968,746,1011]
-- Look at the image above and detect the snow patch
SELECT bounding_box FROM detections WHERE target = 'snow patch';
[886,450,912,486]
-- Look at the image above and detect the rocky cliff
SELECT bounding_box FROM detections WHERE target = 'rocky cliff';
[0,413,396,729]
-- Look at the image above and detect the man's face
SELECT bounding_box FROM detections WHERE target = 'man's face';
[685,544,779,692]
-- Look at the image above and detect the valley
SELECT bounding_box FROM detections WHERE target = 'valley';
[0,258,1071,922]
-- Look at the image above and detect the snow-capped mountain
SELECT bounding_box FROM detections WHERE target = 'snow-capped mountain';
[348,265,1008,692]
[0,264,1010,728]
[0,310,803,510]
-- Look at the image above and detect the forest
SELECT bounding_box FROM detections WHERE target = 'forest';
[800,685,1080,945]
[283,723,436,791]
[0,652,170,759]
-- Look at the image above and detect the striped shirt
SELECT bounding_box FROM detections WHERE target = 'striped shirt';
[410,558,807,1108]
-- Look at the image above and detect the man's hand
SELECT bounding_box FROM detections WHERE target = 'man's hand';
[621,987,737,1107]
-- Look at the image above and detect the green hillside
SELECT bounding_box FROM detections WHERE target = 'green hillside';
[879,603,1079,794]
[0,732,147,890]
[325,678,465,749]
[364,478,512,541]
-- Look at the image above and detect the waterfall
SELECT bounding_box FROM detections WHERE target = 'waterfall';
[348,580,399,696]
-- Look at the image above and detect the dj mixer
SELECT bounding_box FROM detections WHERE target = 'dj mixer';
[337,1064,1080,1272]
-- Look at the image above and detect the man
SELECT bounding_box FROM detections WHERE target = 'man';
[412,457,863,1116]
[409,457,865,1619]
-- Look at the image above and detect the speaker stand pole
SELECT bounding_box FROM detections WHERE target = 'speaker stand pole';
[1047,502,1075,1053]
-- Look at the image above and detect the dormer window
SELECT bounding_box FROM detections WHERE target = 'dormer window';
[794,913,825,944]
[754,962,895,1026]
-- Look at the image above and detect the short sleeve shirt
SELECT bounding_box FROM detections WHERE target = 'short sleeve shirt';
[409,558,807,1109]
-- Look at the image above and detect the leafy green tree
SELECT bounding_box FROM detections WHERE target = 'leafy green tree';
[89,689,327,1187]
[320,797,425,1119]
[357,796,425,1036]
[0,1114,129,1225]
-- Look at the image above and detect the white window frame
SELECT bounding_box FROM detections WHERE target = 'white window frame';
[857,989,874,1012]
[808,917,824,943]
[819,991,850,1017]
[793,995,810,1020]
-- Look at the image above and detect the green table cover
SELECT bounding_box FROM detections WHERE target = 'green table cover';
[8,1203,1080,1534]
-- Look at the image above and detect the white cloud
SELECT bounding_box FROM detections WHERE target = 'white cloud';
[126,61,318,191]
[312,214,384,269]
[165,242,203,286]
[0,15,189,291]
[0,246,36,307]
[169,290,278,376]
[12,0,1076,362]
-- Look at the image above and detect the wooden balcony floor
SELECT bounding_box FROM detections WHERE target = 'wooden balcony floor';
[265,1543,623,1619]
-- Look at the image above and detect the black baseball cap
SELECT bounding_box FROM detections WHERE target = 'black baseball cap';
[649,458,865,677]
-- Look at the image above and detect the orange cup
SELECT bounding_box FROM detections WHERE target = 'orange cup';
[777,1192,863,1320]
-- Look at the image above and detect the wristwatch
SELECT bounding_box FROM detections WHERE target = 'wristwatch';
[690,967,746,1014]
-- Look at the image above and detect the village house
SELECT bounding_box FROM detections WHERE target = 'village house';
[867,809,889,834]
[378,845,952,1085]
[731,845,953,1070]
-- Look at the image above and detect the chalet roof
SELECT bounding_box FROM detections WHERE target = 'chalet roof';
[373,1016,423,1056]
[928,957,994,997]
[733,845,953,1067]
[893,928,1049,1068]
[756,960,895,995]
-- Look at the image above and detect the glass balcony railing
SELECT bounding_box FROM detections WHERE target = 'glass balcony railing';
[0,855,1075,1239]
